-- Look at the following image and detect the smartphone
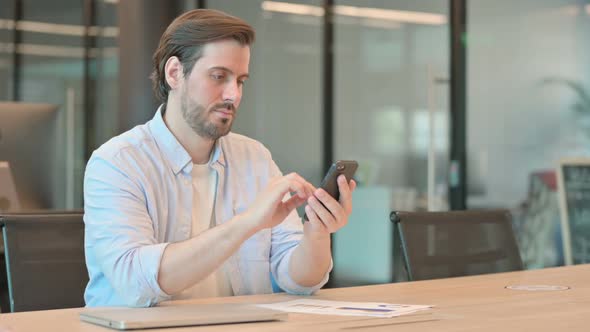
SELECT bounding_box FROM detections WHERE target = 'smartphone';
[303,160,358,221]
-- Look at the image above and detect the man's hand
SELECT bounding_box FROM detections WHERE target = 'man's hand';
[241,172,315,232]
[303,174,357,238]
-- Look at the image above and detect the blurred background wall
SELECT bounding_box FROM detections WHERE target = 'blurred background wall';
[1,0,590,283]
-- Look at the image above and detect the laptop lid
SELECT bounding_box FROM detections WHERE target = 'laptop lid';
[79,303,287,330]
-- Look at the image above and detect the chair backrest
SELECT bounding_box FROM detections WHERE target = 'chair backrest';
[390,210,523,281]
[1,211,87,312]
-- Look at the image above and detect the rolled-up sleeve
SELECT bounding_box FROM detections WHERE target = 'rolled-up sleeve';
[84,154,171,307]
[270,209,332,295]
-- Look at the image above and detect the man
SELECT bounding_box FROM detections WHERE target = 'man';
[83,9,356,307]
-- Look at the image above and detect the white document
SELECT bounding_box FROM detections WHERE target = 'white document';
[257,299,432,318]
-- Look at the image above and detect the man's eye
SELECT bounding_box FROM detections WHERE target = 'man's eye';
[238,80,245,86]
[211,74,225,80]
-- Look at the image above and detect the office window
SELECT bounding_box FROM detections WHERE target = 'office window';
[15,0,85,209]
[1,0,118,210]
[467,0,590,268]
[334,0,450,211]
[92,0,119,148]
[0,0,15,100]
[467,0,590,207]
[208,0,324,186]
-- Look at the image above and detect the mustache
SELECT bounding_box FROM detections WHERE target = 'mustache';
[212,102,236,112]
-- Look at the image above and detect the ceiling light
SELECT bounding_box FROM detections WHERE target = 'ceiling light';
[334,5,446,25]
[261,1,324,17]
[0,19,118,37]
[261,1,446,25]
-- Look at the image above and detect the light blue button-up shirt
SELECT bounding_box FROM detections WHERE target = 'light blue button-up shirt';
[83,108,329,307]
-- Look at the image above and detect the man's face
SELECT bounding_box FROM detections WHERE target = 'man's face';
[180,39,250,140]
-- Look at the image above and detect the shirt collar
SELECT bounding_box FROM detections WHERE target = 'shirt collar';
[148,105,227,175]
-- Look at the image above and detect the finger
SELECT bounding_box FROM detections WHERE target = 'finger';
[350,179,357,192]
[305,205,328,232]
[314,187,346,223]
[337,175,353,215]
[290,181,309,199]
[278,176,309,199]
[283,195,307,211]
[286,172,315,197]
[306,182,317,197]
[307,195,339,232]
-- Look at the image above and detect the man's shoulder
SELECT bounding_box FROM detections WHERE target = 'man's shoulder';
[91,123,155,163]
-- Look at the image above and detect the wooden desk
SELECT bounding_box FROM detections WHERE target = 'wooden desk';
[0,264,588,331]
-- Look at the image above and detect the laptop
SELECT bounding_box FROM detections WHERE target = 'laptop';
[79,303,287,330]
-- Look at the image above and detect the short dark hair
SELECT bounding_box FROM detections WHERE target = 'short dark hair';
[150,9,255,103]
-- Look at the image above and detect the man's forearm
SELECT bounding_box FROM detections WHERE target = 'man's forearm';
[288,234,332,287]
[158,214,257,295]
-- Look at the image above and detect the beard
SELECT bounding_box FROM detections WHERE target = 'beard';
[180,88,235,140]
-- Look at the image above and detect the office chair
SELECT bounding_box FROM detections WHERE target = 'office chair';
[0,211,87,312]
[390,210,523,281]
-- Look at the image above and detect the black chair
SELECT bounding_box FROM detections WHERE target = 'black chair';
[390,210,523,281]
[0,211,87,312]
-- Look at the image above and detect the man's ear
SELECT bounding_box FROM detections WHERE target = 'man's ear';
[164,56,183,90]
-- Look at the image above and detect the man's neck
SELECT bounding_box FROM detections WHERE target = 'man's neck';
[162,99,215,165]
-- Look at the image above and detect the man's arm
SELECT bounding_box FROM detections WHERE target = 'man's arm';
[288,175,356,287]
[84,155,172,307]
[158,172,316,295]
[157,214,255,295]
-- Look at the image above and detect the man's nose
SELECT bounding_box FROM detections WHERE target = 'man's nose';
[222,81,240,103]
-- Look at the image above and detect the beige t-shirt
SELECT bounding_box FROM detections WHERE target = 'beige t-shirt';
[174,163,233,299]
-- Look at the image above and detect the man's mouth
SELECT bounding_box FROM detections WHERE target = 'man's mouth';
[213,109,234,118]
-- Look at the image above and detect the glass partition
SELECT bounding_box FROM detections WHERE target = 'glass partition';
[334,0,450,212]
[0,0,15,100]
[14,0,85,209]
[0,0,118,210]
[208,0,324,186]
[467,0,590,268]
[332,0,450,286]
[92,0,119,148]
